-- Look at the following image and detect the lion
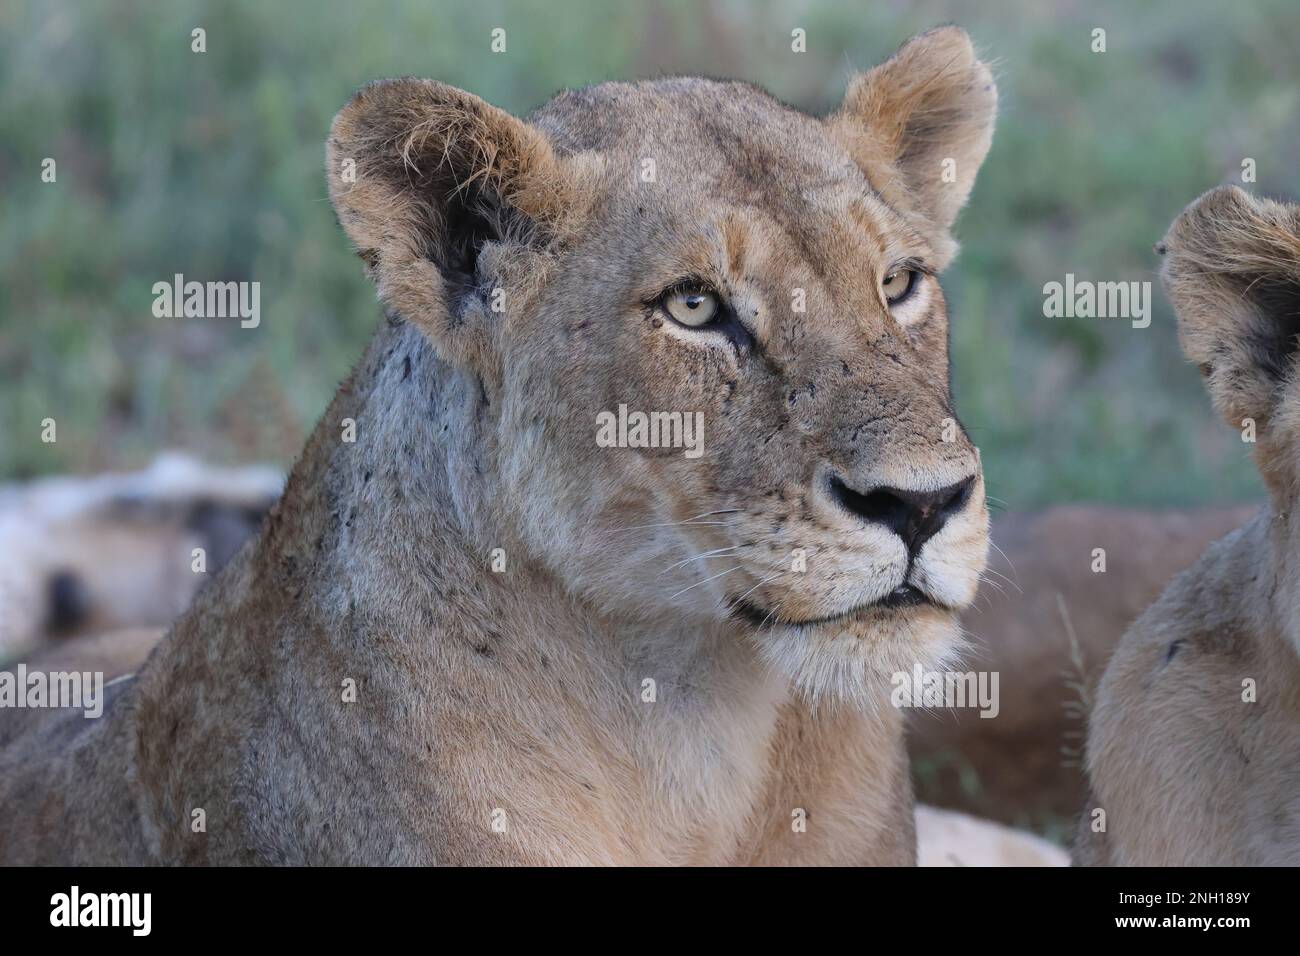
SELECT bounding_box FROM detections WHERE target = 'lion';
[1077,185,1300,865]
[0,27,999,865]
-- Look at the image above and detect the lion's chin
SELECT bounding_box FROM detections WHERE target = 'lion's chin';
[752,603,965,708]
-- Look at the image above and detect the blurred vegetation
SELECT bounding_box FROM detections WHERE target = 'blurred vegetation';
[2,0,1297,507]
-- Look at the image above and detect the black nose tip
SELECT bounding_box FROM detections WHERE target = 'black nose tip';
[827,474,975,556]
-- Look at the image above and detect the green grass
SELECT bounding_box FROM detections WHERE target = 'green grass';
[2,0,1296,509]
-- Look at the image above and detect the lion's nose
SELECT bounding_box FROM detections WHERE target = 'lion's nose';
[826,473,975,557]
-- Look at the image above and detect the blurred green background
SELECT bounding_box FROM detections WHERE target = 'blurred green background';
[2,0,1297,507]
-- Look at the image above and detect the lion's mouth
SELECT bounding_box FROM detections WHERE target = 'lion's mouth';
[728,584,949,630]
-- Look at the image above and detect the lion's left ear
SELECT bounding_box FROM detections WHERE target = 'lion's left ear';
[830,27,997,240]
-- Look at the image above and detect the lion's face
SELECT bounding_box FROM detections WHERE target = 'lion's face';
[328,29,996,697]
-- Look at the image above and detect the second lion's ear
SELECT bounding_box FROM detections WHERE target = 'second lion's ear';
[326,79,581,370]
[1162,185,1300,437]
[830,28,997,250]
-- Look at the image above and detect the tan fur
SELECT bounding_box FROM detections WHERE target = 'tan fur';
[1079,186,1300,865]
[0,29,996,865]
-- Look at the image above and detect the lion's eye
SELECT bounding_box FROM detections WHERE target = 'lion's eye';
[882,269,919,306]
[664,289,719,327]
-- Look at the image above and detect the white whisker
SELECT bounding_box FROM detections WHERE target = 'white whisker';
[667,565,743,600]
[607,520,731,535]
[660,545,743,575]
[604,508,742,537]
[758,600,785,630]
[986,540,1022,592]
[982,566,1016,588]
[728,570,785,608]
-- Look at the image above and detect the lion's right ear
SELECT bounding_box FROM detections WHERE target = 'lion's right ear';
[1160,186,1300,440]
[327,79,577,369]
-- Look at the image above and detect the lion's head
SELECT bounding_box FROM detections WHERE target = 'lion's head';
[326,28,996,700]
[1159,184,1300,653]
[1160,186,1300,487]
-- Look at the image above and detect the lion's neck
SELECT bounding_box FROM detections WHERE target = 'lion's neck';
[258,317,504,563]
